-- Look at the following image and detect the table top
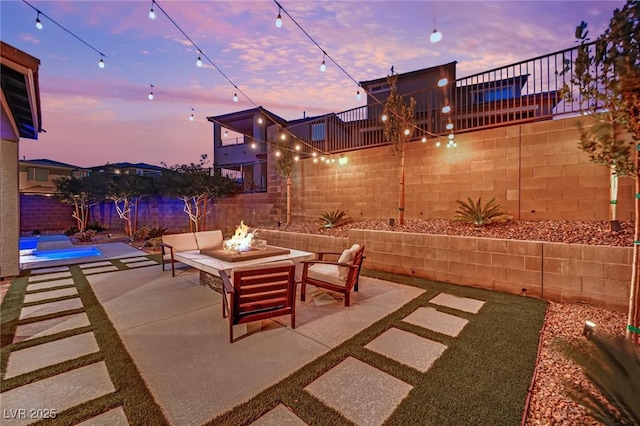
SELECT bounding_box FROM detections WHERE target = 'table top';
[174,246,315,276]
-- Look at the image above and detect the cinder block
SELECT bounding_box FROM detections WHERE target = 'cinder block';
[544,243,583,260]
[581,277,629,298]
[507,268,542,286]
[604,263,632,281]
[543,272,581,290]
[491,253,525,270]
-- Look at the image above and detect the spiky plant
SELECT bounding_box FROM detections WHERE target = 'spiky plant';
[560,335,640,425]
[451,197,512,227]
[320,210,351,228]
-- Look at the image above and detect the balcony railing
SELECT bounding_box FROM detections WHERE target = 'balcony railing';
[287,42,599,156]
[216,162,267,193]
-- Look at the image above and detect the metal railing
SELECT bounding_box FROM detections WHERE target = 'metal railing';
[217,162,268,193]
[287,42,598,155]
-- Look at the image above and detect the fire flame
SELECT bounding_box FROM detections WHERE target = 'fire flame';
[224,221,254,252]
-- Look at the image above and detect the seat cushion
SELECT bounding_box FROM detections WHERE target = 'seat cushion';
[337,244,361,280]
[161,233,198,253]
[195,230,223,250]
[307,263,347,287]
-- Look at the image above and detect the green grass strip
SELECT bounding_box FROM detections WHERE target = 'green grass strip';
[1,274,29,376]
[208,270,547,426]
[70,265,167,425]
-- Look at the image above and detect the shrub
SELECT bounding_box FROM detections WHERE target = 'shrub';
[75,230,96,242]
[320,210,352,228]
[145,237,162,248]
[451,197,512,227]
[132,226,150,242]
[86,221,109,232]
[64,226,79,236]
[148,226,168,239]
[31,229,41,235]
[560,335,640,425]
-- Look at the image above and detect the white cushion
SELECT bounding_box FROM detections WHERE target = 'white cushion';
[337,244,360,280]
[161,233,198,253]
[308,263,346,287]
[195,230,223,250]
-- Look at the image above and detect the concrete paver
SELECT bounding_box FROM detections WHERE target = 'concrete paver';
[403,307,469,337]
[79,261,113,269]
[24,287,78,303]
[28,271,72,282]
[251,404,308,425]
[305,357,412,426]
[365,327,447,372]
[19,298,84,320]
[6,332,100,378]
[0,362,115,426]
[28,278,74,291]
[76,407,129,426]
[83,265,119,275]
[30,266,70,275]
[13,313,91,343]
[119,256,149,263]
[429,293,485,313]
[124,260,158,268]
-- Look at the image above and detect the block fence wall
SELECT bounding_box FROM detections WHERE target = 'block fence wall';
[258,229,631,312]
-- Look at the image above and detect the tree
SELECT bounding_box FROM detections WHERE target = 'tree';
[53,174,104,232]
[160,155,236,232]
[382,73,416,226]
[563,0,640,341]
[106,174,155,237]
[273,139,295,225]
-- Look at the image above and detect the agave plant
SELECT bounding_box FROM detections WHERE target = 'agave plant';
[320,210,351,228]
[560,335,640,425]
[451,197,511,227]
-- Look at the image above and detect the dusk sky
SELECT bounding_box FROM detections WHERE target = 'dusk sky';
[1,0,625,168]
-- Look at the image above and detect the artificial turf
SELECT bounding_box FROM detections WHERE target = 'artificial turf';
[208,269,548,426]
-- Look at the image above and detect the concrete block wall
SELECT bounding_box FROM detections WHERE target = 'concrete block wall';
[20,194,75,232]
[280,116,634,223]
[260,229,631,312]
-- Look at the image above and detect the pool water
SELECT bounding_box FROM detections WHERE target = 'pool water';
[19,235,104,267]
[23,247,102,261]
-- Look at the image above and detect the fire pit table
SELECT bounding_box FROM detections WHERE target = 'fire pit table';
[173,245,315,293]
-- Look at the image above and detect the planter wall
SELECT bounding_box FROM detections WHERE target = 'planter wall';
[261,229,631,312]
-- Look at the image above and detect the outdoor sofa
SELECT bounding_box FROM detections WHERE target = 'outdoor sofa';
[160,230,223,276]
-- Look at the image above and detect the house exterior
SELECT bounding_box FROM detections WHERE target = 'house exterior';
[19,159,88,195]
[1,42,42,278]
[87,162,165,177]
[208,107,287,192]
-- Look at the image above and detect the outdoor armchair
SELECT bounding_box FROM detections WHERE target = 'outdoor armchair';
[220,260,297,343]
[300,244,365,307]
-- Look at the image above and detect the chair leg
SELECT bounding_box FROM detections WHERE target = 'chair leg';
[344,291,351,307]
[301,281,306,301]
[171,260,175,277]
[229,319,234,344]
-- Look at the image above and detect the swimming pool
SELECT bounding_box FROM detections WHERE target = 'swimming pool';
[21,246,103,261]
[19,235,105,268]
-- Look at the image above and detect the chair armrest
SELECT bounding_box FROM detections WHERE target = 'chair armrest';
[159,243,174,256]
[302,260,358,269]
[219,270,234,294]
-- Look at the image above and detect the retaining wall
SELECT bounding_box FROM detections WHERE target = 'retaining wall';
[259,229,631,312]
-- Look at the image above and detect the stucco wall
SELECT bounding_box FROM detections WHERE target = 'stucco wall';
[1,139,19,278]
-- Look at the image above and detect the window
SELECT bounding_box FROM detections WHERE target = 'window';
[473,86,516,104]
[27,167,48,182]
[370,83,390,94]
[312,123,325,142]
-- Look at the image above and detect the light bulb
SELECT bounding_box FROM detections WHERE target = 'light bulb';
[404,129,410,136]
[312,152,317,157]
[438,78,448,87]
[251,142,257,149]
[98,58,105,69]
[320,59,326,72]
[280,134,286,140]
[224,130,229,137]
[320,156,325,161]
[275,9,282,28]
[422,137,427,143]
[447,143,451,149]
[189,114,194,122]
[294,155,299,161]
[446,123,454,130]
[442,105,451,114]
[196,56,203,67]
[233,93,238,102]
[436,141,441,147]
[295,144,301,151]
[149,7,156,19]
[448,133,455,140]
[338,156,348,165]
[356,90,361,101]
[453,142,457,147]
[331,158,335,163]
[381,114,388,122]
[148,92,154,100]
[430,29,442,43]
[313,158,318,163]
[35,13,43,30]
[257,117,263,124]
[275,150,281,157]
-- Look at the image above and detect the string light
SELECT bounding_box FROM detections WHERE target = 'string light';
[356,89,361,101]
[189,107,195,121]
[196,55,203,67]
[448,133,455,140]
[35,11,43,30]
[233,93,238,102]
[295,144,301,151]
[98,58,105,68]
[148,84,154,100]
[148,1,156,19]
[275,150,282,157]
[280,133,286,140]
[436,140,441,147]
[442,105,451,114]
[421,137,427,143]
[430,29,442,43]
[313,158,318,163]
[339,155,348,165]
[404,129,411,136]
[294,155,299,161]
[446,123,454,130]
[438,78,448,87]
[251,142,257,149]
[257,117,264,124]
[320,54,327,72]
[275,6,282,28]
[312,152,317,157]
[381,114,388,122]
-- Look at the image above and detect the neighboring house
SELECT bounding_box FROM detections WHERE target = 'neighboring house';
[87,162,166,177]
[19,159,89,195]
[207,106,287,192]
[1,42,42,278]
